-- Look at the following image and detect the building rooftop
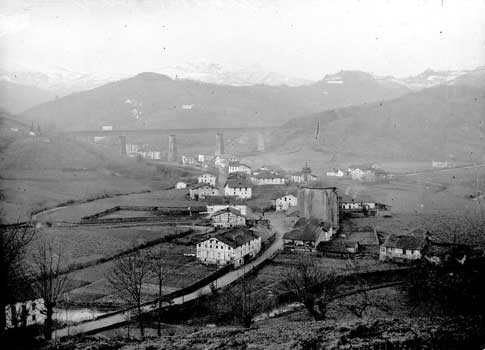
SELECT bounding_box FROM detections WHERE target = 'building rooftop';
[382,234,427,250]
[225,178,252,188]
[252,171,285,179]
[340,194,375,203]
[206,196,245,205]
[190,183,217,190]
[345,229,379,246]
[317,239,357,254]
[213,227,259,248]
[211,207,245,218]
[284,219,333,242]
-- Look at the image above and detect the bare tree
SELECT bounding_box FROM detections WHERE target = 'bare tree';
[338,281,373,318]
[148,247,165,336]
[283,256,339,321]
[0,221,35,336]
[107,251,151,337]
[32,238,68,340]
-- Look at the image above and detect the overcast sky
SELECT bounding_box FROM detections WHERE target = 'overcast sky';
[0,0,484,80]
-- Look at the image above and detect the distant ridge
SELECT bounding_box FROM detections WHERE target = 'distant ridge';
[20,70,409,130]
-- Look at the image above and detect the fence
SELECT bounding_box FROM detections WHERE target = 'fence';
[80,205,208,224]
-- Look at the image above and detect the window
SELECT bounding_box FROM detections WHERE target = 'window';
[32,315,36,321]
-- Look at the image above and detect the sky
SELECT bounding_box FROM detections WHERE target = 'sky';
[0,0,484,80]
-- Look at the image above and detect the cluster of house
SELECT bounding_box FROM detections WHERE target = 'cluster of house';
[339,194,392,217]
[326,164,390,182]
[177,161,319,203]
[126,143,162,160]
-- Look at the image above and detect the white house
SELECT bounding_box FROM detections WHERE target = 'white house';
[348,167,366,181]
[6,298,45,328]
[251,172,287,185]
[275,194,298,211]
[379,234,428,261]
[289,172,317,184]
[210,207,246,228]
[224,179,253,199]
[175,181,188,189]
[228,161,252,175]
[189,183,220,200]
[326,169,345,177]
[198,173,217,187]
[196,228,262,267]
[182,155,196,165]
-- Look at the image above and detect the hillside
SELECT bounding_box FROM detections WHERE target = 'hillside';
[19,71,410,130]
[0,81,57,114]
[0,118,199,223]
[269,84,485,162]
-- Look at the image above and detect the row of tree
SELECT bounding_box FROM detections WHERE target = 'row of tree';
[0,223,67,340]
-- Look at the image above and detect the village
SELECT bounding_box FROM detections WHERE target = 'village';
[3,123,483,349]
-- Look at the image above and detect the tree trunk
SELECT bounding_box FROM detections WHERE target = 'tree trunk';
[44,304,54,340]
[157,278,162,336]
[137,305,144,337]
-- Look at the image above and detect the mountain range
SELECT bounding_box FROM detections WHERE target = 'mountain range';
[19,70,410,130]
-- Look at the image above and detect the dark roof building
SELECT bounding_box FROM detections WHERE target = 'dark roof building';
[225,178,252,188]
[213,227,260,248]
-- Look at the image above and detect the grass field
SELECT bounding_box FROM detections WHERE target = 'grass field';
[58,230,217,309]
[30,225,189,267]
[34,189,201,223]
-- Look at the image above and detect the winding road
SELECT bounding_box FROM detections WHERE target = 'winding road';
[52,212,287,339]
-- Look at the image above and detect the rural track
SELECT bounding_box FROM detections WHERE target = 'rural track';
[51,226,285,339]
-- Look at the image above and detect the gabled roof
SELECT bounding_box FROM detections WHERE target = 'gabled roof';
[348,163,375,170]
[228,161,251,168]
[252,171,285,179]
[318,239,358,253]
[225,178,252,188]
[340,194,375,203]
[207,196,244,205]
[211,207,245,218]
[346,229,379,246]
[284,225,321,242]
[382,234,427,250]
[284,218,333,242]
[213,227,259,248]
[190,183,217,190]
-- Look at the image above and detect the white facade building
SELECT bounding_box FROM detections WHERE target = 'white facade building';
[251,172,287,185]
[198,173,217,187]
[196,228,261,267]
[210,207,246,228]
[224,179,253,199]
[6,298,45,328]
[275,195,298,211]
[228,161,252,175]
[189,184,220,200]
[176,181,188,189]
[326,169,345,177]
